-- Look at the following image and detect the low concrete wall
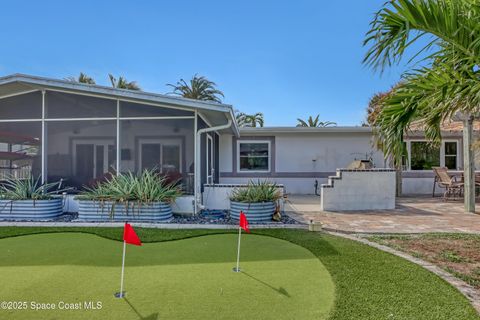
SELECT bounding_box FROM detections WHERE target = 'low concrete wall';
[203,184,284,210]
[321,169,396,211]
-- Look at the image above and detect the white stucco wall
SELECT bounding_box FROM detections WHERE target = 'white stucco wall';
[321,170,396,211]
[219,130,386,194]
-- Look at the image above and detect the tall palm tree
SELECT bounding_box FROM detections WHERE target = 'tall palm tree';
[66,72,96,84]
[108,74,141,90]
[364,0,480,211]
[296,115,336,127]
[167,74,224,103]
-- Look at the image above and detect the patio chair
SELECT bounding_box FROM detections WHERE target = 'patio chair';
[432,167,463,200]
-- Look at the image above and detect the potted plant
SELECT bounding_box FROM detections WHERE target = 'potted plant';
[229,180,282,222]
[0,176,67,221]
[75,169,181,222]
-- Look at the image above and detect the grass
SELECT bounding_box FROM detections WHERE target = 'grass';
[367,233,480,290]
[0,227,478,319]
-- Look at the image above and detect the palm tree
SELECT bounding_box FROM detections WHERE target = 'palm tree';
[235,111,248,127]
[364,0,480,211]
[108,74,141,90]
[167,74,224,103]
[65,72,96,84]
[243,113,264,128]
[296,115,336,127]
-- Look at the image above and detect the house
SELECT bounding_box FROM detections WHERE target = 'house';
[0,74,471,214]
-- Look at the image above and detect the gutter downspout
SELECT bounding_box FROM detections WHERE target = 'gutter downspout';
[195,118,233,214]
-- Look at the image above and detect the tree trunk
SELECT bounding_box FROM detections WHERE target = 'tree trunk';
[395,167,402,197]
[463,115,475,213]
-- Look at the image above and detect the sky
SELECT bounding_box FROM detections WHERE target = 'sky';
[0,0,415,126]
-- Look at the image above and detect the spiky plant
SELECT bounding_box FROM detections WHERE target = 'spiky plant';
[77,169,181,203]
[0,176,68,200]
[230,180,282,203]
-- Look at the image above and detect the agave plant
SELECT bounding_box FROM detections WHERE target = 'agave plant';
[77,169,182,204]
[0,176,68,200]
[230,180,282,203]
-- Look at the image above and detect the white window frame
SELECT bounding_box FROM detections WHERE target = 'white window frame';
[237,140,271,173]
[406,139,460,171]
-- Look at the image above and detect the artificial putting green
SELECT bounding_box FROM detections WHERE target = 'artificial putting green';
[0,232,334,320]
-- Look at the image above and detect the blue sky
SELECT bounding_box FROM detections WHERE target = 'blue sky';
[0,0,413,126]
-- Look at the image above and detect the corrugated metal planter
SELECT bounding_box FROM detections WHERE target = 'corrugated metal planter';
[77,200,173,222]
[230,201,275,222]
[0,198,63,221]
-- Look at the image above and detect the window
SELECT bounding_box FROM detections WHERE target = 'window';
[408,140,459,170]
[238,141,270,172]
[444,142,457,169]
[410,141,440,170]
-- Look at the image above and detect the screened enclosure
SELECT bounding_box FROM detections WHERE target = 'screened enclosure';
[0,90,196,194]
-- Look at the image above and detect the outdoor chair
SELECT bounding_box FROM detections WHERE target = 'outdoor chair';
[432,167,463,201]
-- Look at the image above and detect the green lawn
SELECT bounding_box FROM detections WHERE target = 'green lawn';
[0,227,478,320]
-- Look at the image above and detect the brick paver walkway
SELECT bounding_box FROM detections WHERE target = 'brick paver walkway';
[285,195,480,234]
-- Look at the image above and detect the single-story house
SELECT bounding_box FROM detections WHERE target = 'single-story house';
[0,74,473,214]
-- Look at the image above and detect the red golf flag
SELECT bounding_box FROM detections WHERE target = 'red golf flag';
[239,211,250,233]
[123,223,142,246]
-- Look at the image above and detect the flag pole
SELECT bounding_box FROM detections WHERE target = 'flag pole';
[234,226,242,272]
[119,240,126,298]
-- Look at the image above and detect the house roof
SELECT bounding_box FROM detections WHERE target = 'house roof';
[408,120,480,136]
[240,126,373,134]
[0,73,239,136]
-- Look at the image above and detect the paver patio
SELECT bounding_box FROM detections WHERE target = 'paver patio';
[285,195,480,234]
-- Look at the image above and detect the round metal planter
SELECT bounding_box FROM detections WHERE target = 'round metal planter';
[230,201,275,222]
[0,198,63,221]
[77,200,173,222]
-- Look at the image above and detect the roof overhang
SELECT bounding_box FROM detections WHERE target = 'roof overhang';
[0,74,240,136]
[239,126,373,135]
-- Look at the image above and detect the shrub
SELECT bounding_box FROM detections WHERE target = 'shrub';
[76,169,182,204]
[0,176,67,200]
[230,180,282,203]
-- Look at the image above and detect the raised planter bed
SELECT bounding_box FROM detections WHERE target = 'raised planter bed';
[77,200,173,222]
[0,198,63,221]
[230,201,276,222]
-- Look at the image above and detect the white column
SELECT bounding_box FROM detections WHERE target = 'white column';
[41,90,46,184]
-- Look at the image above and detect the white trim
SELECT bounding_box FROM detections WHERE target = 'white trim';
[0,116,194,122]
[193,110,198,215]
[41,90,45,184]
[0,119,42,122]
[206,134,214,183]
[119,116,194,120]
[116,100,120,175]
[0,89,40,100]
[236,140,271,173]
